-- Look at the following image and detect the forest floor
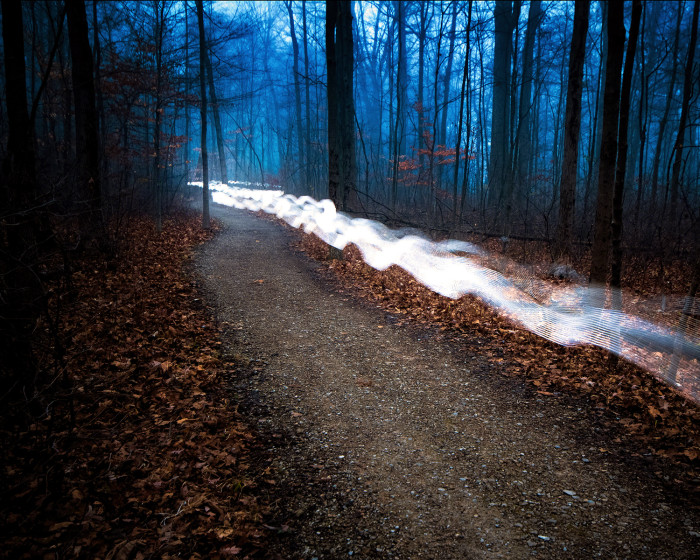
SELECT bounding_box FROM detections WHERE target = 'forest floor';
[2,206,698,559]
[194,205,699,559]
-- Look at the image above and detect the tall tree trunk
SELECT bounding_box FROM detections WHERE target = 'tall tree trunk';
[184,1,190,185]
[417,3,428,171]
[302,0,313,195]
[396,0,407,156]
[326,0,340,209]
[196,0,210,228]
[430,6,446,218]
[509,0,522,158]
[650,2,681,217]
[589,0,625,289]
[154,1,164,232]
[611,0,642,297]
[454,0,473,226]
[634,2,650,228]
[326,0,356,213]
[439,0,457,194]
[585,0,608,229]
[516,0,540,193]
[391,0,406,209]
[668,0,699,231]
[204,41,227,185]
[66,0,101,222]
[0,0,40,385]
[488,0,513,221]
[92,0,106,198]
[555,0,590,264]
[286,1,304,189]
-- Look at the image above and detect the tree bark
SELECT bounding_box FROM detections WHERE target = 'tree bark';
[439,0,457,194]
[0,0,40,385]
[516,0,541,192]
[555,0,590,263]
[667,0,699,230]
[66,0,101,220]
[488,0,513,216]
[326,0,357,214]
[92,0,106,197]
[391,0,406,209]
[454,0,473,226]
[589,0,625,289]
[302,0,313,195]
[203,38,228,184]
[287,1,304,189]
[326,0,340,209]
[153,1,165,232]
[417,3,429,171]
[196,0,210,228]
[396,0,407,157]
[611,0,642,295]
[650,2,682,217]
[584,0,608,227]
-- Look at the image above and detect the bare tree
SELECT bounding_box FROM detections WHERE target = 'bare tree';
[196,0,210,228]
[668,0,699,230]
[488,0,514,224]
[611,0,642,298]
[590,0,625,289]
[326,0,357,213]
[515,0,541,193]
[286,0,304,189]
[555,0,590,264]
[0,0,39,385]
[66,0,101,224]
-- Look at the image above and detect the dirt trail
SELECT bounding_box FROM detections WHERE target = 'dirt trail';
[195,206,698,559]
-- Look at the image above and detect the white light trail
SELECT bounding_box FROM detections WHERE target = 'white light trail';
[191,181,700,402]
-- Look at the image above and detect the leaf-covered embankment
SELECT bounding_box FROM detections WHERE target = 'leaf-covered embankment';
[0,213,271,559]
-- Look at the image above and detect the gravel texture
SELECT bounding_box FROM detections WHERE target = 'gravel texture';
[195,205,699,559]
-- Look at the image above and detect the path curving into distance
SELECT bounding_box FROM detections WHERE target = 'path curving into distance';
[193,182,700,404]
[195,203,698,559]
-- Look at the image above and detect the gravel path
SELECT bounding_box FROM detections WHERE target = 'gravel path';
[195,206,698,559]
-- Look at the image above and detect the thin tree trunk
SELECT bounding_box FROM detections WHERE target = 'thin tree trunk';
[668,0,699,230]
[611,0,642,297]
[0,0,39,386]
[649,3,681,216]
[391,0,406,210]
[66,0,101,220]
[397,0,407,156]
[302,0,312,195]
[92,0,106,198]
[326,0,340,210]
[555,0,590,263]
[184,1,190,184]
[204,41,227,184]
[417,3,428,171]
[516,0,540,193]
[287,1,304,189]
[154,1,164,232]
[454,0,472,226]
[196,0,210,228]
[585,1,608,229]
[440,0,457,195]
[589,0,625,289]
[337,0,357,211]
[488,0,513,217]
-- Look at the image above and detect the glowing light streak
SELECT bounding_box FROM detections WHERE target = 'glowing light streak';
[191,181,700,402]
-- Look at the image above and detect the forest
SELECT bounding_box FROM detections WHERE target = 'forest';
[1,0,700,558]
